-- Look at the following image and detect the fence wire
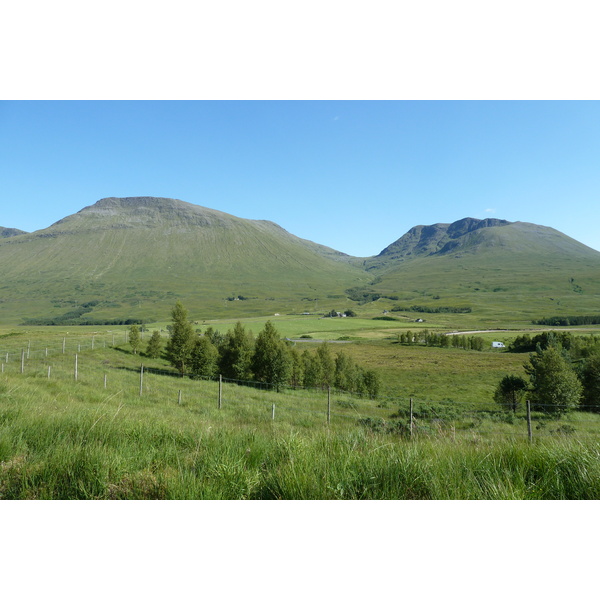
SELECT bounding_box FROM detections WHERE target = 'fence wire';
[2,335,600,441]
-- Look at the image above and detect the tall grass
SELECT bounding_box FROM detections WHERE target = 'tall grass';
[2,363,600,499]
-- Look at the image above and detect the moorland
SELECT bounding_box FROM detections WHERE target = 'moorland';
[1,197,600,499]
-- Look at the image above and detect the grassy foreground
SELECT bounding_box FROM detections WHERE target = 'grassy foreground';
[2,341,600,499]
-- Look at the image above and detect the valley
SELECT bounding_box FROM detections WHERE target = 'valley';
[1,196,600,499]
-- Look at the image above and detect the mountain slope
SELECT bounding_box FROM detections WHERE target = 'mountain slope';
[362,218,600,324]
[1,202,599,326]
[0,226,27,238]
[0,197,368,323]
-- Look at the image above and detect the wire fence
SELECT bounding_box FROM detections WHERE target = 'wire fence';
[2,335,600,442]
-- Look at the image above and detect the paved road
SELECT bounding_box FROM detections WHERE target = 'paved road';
[286,338,352,343]
[445,328,600,336]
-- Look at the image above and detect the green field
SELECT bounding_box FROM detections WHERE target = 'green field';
[2,315,600,499]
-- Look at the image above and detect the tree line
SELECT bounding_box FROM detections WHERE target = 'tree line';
[131,302,382,398]
[494,332,600,414]
[508,331,600,356]
[533,315,600,326]
[391,305,472,314]
[396,330,485,351]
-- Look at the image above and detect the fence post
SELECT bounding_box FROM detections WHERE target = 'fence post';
[74,354,78,381]
[327,386,331,425]
[21,349,25,374]
[27,340,31,359]
[272,403,275,420]
[139,365,144,396]
[527,399,533,443]
[45,347,48,358]
[178,390,182,405]
[1,363,4,374]
[218,374,222,409]
[92,336,95,350]
[48,365,51,379]
[409,397,414,438]
[104,373,107,389]
[62,338,66,354]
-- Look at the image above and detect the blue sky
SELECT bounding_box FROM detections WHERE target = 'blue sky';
[2,100,599,256]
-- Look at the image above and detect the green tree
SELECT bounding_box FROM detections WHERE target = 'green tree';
[580,352,600,412]
[361,369,381,399]
[493,374,528,413]
[128,325,141,355]
[334,351,356,392]
[288,347,304,389]
[204,326,225,349]
[316,342,335,389]
[145,330,163,359]
[165,301,195,376]
[251,321,291,391]
[302,349,323,388]
[524,344,582,414]
[219,321,254,381]
[189,336,219,379]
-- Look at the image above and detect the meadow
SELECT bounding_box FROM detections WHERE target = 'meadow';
[2,318,600,499]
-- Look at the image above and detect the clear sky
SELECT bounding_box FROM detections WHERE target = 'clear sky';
[1,100,599,257]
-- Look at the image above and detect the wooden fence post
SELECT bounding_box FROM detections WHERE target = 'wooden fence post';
[139,365,144,396]
[272,403,275,420]
[21,349,25,374]
[527,399,533,443]
[218,375,222,409]
[178,390,182,405]
[62,338,66,354]
[74,354,78,381]
[48,365,51,379]
[27,340,31,359]
[327,386,331,425]
[409,397,414,438]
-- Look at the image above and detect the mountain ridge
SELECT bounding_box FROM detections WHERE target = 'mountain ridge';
[0,226,28,238]
[1,197,599,324]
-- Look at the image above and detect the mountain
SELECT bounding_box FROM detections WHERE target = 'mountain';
[0,226,27,238]
[0,201,598,326]
[0,197,368,324]
[369,217,598,266]
[361,218,600,324]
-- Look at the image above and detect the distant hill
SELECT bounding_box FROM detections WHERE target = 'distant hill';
[368,217,598,266]
[0,201,598,326]
[0,226,27,238]
[361,218,600,324]
[0,197,368,323]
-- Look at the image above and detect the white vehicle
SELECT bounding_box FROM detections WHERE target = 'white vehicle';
[492,341,505,348]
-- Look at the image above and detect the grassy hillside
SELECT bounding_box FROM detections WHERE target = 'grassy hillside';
[0,227,27,238]
[362,220,600,326]
[0,197,369,324]
[1,202,599,329]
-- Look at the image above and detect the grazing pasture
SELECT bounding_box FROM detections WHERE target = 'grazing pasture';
[2,318,600,499]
